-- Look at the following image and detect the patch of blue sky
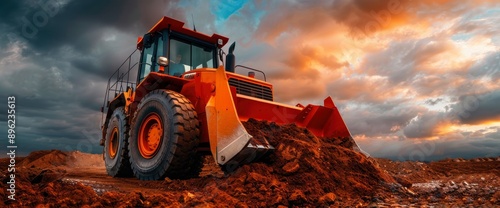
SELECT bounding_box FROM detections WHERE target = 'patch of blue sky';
[451,33,474,42]
[211,0,249,21]
[453,8,499,42]
[468,8,500,21]
[209,0,267,27]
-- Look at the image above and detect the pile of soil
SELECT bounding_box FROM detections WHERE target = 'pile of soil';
[16,150,104,169]
[18,150,71,169]
[235,119,399,205]
[1,119,404,207]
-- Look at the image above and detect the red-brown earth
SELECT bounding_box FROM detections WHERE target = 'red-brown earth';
[1,119,499,207]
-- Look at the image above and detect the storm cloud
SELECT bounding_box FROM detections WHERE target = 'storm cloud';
[0,0,499,161]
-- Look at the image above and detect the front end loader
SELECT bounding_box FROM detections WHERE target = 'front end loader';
[100,16,359,180]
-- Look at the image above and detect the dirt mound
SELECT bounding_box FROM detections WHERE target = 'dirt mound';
[16,150,104,170]
[18,150,72,169]
[233,119,398,205]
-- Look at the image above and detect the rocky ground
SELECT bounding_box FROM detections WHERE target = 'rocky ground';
[375,158,500,207]
[1,119,499,207]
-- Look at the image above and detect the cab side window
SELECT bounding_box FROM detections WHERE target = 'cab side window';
[138,43,154,82]
[138,34,163,83]
[156,35,164,64]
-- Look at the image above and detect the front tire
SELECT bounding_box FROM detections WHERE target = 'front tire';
[104,107,133,177]
[129,90,200,180]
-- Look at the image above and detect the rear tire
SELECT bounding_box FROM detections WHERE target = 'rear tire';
[129,90,200,180]
[104,107,133,177]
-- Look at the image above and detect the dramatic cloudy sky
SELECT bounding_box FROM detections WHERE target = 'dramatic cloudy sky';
[1,0,499,161]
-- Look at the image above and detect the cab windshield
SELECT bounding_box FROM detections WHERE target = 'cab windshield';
[168,39,215,76]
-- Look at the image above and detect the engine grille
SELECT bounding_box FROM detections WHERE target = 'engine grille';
[228,78,273,101]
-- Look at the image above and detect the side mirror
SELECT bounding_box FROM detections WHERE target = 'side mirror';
[218,49,224,64]
[157,56,169,66]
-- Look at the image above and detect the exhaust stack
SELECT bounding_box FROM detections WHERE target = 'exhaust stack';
[225,42,236,73]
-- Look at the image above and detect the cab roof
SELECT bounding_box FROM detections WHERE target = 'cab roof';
[137,16,229,50]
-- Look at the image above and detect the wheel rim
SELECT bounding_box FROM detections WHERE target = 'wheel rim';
[109,127,119,159]
[138,112,163,159]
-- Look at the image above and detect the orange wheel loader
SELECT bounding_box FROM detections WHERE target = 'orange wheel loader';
[100,16,359,180]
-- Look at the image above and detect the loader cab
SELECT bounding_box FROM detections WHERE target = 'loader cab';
[137,30,219,84]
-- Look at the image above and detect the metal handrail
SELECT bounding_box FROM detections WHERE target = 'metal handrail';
[101,49,140,127]
[235,65,267,81]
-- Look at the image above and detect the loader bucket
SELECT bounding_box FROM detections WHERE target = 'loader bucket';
[235,95,360,151]
[206,66,359,167]
[206,66,273,166]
